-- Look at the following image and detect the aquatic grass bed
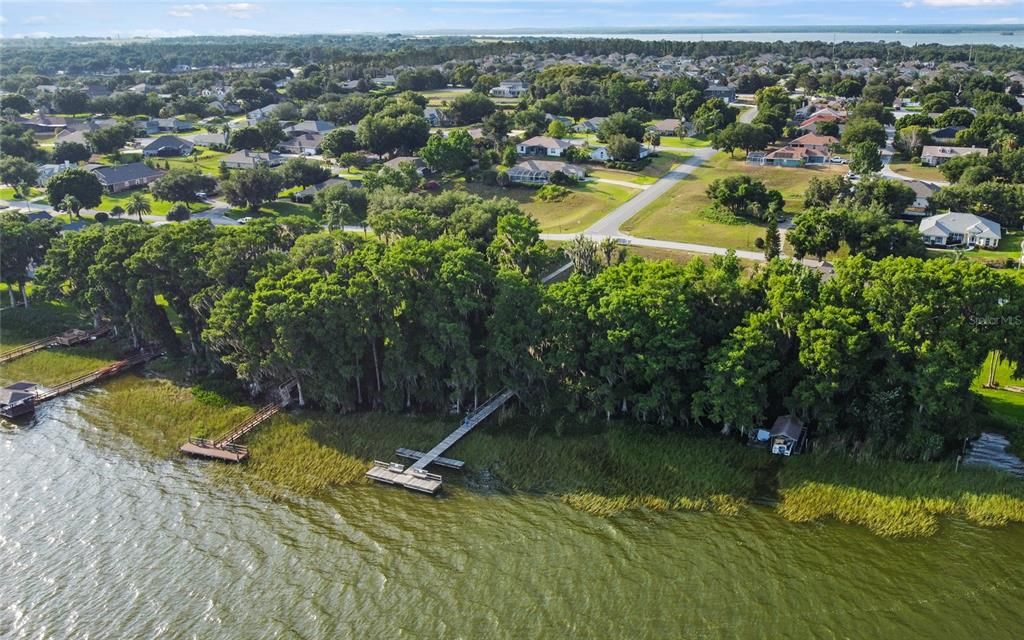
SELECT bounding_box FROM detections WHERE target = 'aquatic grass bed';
[0,341,124,387]
[226,410,766,513]
[778,455,1024,537]
[82,373,257,457]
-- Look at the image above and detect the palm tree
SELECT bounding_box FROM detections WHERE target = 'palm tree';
[125,192,151,223]
[59,194,82,221]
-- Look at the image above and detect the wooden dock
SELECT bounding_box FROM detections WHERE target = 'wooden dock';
[1,349,160,418]
[365,389,516,494]
[180,380,297,462]
[0,326,110,365]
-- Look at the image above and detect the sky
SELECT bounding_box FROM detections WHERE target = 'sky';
[0,0,1021,39]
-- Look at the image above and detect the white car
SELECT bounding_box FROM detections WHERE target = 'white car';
[830,157,846,164]
[238,216,253,224]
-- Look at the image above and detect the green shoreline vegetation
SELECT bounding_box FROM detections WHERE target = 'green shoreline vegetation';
[4,317,1023,538]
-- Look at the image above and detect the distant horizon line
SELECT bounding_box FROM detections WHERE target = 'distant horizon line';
[2,23,1021,42]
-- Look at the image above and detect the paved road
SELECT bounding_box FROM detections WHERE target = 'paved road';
[585,146,719,236]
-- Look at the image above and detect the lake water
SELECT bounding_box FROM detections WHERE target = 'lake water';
[472,31,1024,47]
[2,389,1024,638]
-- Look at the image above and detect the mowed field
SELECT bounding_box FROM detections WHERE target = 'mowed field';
[621,152,845,251]
[465,181,639,233]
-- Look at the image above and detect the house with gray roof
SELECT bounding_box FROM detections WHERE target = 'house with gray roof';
[507,159,585,185]
[284,120,335,135]
[919,212,1002,249]
[90,162,164,192]
[920,145,988,167]
[279,132,324,155]
[516,136,573,157]
[143,135,195,157]
[221,150,283,170]
[90,161,163,192]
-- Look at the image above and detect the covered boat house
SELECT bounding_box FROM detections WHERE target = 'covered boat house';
[769,415,806,456]
[0,382,40,419]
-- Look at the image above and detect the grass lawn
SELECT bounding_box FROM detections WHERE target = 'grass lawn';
[972,230,1024,262]
[226,199,316,220]
[888,159,945,182]
[622,152,839,250]
[465,181,638,233]
[96,190,210,217]
[588,169,658,185]
[0,186,44,201]
[619,245,761,272]
[163,148,229,174]
[973,352,1024,455]
[656,135,712,149]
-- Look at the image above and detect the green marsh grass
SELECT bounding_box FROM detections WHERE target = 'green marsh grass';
[0,341,124,387]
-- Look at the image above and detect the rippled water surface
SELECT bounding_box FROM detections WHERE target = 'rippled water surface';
[2,393,1024,639]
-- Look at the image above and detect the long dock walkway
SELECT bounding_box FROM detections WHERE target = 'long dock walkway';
[366,389,516,494]
[0,327,110,365]
[180,380,297,462]
[1,349,160,418]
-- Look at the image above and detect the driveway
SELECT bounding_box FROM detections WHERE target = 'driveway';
[585,146,718,237]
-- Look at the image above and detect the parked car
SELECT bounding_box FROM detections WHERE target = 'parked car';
[238,216,253,224]
[830,157,846,164]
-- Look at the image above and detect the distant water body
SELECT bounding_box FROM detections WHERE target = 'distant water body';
[471,31,1024,47]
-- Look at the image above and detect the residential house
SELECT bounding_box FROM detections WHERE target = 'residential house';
[507,159,586,185]
[919,212,1001,248]
[930,126,964,143]
[489,79,530,98]
[648,118,682,136]
[292,178,356,203]
[16,115,73,134]
[192,132,229,147]
[383,156,429,176]
[371,75,397,87]
[799,108,847,131]
[920,145,988,166]
[573,117,606,133]
[284,120,335,135]
[787,132,837,156]
[423,107,450,127]
[220,150,284,170]
[36,162,75,185]
[23,211,54,223]
[246,104,278,124]
[758,141,831,167]
[704,84,736,102]
[279,132,324,155]
[516,136,572,157]
[136,118,194,135]
[544,113,574,128]
[90,162,164,192]
[143,135,195,157]
[588,144,651,162]
[904,180,941,215]
[54,128,91,147]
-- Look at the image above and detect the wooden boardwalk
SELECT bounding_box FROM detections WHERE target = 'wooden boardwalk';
[180,380,297,462]
[34,351,158,403]
[1,349,160,418]
[0,327,110,365]
[366,389,516,494]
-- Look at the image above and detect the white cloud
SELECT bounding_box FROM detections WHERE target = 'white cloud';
[221,3,260,17]
[168,3,260,19]
[168,4,210,18]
